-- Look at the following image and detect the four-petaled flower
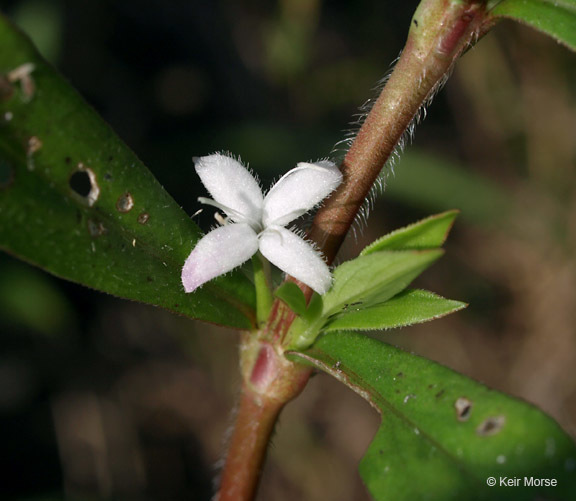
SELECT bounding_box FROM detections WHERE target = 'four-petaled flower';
[181,153,342,294]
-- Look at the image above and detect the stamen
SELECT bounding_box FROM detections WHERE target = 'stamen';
[214,212,228,226]
[197,197,261,230]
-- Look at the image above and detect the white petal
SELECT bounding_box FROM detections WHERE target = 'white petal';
[181,223,259,292]
[195,154,263,224]
[262,160,342,227]
[259,226,332,294]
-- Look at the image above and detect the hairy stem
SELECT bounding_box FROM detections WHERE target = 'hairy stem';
[220,1,494,499]
[309,0,489,265]
[216,390,283,501]
[217,338,311,500]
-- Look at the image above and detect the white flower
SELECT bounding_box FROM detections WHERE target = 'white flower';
[181,153,342,294]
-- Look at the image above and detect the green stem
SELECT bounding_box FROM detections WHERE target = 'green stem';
[252,252,273,326]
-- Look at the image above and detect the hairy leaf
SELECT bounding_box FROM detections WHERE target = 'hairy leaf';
[491,0,576,51]
[322,249,443,316]
[290,332,576,500]
[361,211,458,256]
[0,15,255,329]
[324,289,466,332]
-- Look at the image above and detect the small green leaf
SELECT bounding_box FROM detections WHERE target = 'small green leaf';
[304,291,323,322]
[322,250,443,316]
[0,15,255,329]
[289,332,576,500]
[285,291,325,350]
[274,281,307,316]
[324,289,466,332]
[491,0,576,52]
[361,211,458,256]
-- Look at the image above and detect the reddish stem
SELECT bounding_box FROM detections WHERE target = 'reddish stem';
[217,2,493,499]
[216,390,283,501]
[309,0,488,265]
[217,340,311,500]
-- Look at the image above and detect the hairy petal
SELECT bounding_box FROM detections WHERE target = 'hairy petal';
[181,223,259,292]
[195,154,263,224]
[262,161,342,227]
[259,226,332,294]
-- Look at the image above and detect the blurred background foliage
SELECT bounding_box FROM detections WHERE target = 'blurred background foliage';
[0,0,575,500]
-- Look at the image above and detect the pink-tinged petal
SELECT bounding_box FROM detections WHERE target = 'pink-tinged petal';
[181,223,259,292]
[262,160,342,227]
[259,226,332,294]
[195,154,263,224]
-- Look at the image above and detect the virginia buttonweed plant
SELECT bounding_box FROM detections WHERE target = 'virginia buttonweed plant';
[1,1,576,500]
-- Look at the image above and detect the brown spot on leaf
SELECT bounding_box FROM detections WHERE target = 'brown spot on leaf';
[26,136,42,171]
[7,63,36,101]
[87,218,107,237]
[477,415,506,437]
[138,212,150,224]
[116,192,134,213]
[27,136,42,154]
[454,397,473,422]
[0,75,14,101]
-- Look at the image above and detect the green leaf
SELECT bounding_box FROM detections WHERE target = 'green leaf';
[324,289,466,332]
[361,210,458,255]
[0,15,255,329]
[322,249,443,316]
[304,291,323,322]
[274,281,307,316]
[289,332,576,500]
[491,0,576,52]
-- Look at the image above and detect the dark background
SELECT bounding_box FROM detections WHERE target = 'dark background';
[0,1,575,499]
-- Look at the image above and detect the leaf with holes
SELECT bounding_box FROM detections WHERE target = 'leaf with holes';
[0,15,255,329]
[490,0,576,51]
[289,331,576,500]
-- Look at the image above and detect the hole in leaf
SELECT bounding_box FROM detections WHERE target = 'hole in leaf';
[454,397,473,421]
[116,192,134,213]
[70,171,91,197]
[69,165,100,206]
[476,415,506,437]
[0,157,14,188]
